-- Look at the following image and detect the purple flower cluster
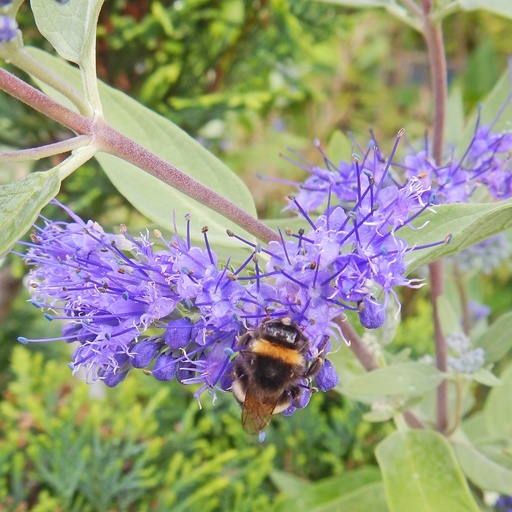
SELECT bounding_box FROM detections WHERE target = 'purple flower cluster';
[446,332,485,374]
[17,134,445,419]
[282,122,512,214]
[403,124,512,203]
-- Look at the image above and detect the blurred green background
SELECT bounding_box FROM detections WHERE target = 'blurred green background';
[1,1,512,510]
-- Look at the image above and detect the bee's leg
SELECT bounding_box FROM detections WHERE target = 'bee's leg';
[289,385,302,402]
[305,335,329,379]
[235,331,254,348]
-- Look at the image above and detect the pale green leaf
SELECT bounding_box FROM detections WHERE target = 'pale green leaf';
[313,482,387,512]
[363,410,394,422]
[476,440,512,470]
[458,0,512,19]
[27,48,257,250]
[474,311,512,363]
[461,412,488,443]
[437,295,461,338]
[404,200,512,275]
[0,168,61,256]
[326,130,353,165]
[455,442,512,495]
[445,86,465,149]
[30,0,105,64]
[376,431,480,512]
[344,362,444,397]
[273,468,385,512]
[468,368,501,387]
[271,470,309,495]
[484,363,512,439]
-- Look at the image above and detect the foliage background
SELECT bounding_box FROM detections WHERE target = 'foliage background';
[1,1,512,510]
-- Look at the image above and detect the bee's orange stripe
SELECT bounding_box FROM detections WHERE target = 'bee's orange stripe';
[251,339,304,366]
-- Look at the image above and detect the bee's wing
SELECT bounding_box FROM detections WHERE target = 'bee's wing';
[241,388,280,434]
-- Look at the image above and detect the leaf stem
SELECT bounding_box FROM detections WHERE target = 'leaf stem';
[0,67,279,244]
[399,0,422,18]
[0,135,91,162]
[393,413,409,433]
[446,374,464,436]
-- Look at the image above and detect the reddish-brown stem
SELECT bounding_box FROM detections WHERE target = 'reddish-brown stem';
[420,0,449,434]
[0,67,279,244]
[0,135,91,162]
[429,259,448,433]
[0,67,91,134]
[423,19,447,163]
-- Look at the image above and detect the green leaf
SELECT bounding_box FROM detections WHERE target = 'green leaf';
[404,200,512,274]
[461,412,488,444]
[327,130,353,165]
[454,441,512,495]
[273,468,386,512]
[469,368,501,387]
[484,363,512,439]
[458,0,512,19]
[459,65,512,156]
[27,48,258,249]
[270,470,308,495]
[437,295,460,338]
[445,86,465,149]
[474,311,512,363]
[30,0,105,64]
[312,482,387,512]
[363,410,394,422]
[0,169,61,256]
[376,431,480,512]
[343,362,444,397]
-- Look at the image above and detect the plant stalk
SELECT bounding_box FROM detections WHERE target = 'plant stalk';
[420,0,449,433]
[0,135,91,162]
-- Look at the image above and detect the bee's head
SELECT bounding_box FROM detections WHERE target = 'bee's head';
[260,317,308,349]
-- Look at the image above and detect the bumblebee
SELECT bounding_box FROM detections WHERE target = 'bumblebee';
[231,317,327,434]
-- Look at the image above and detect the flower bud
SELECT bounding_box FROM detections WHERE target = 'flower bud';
[131,340,159,368]
[358,297,386,329]
[164,317,193,349]
[152,352,177,381]
[102,369,129,388]
[316,359,338,391]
